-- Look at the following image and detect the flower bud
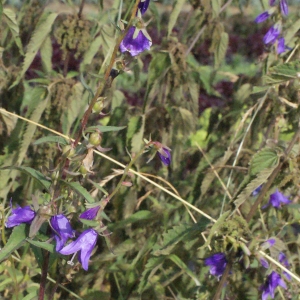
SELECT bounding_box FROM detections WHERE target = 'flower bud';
[89,132,102,146]
[62,145,75,158]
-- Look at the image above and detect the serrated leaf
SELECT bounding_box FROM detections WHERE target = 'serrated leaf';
[168,0,186,36]
[0,166,51,190]
[10,12,58,88]
[85,125,126,133]
[80,35,103,71]
[214,32,228,68]
[62,181,95,203]
[110,210,155,230]
[200,211,230,249]
[40,35,52,73]
[249,147,280,176]
[234,167,276,208]
[212,0,221,17]
[3,8,24,55]
[33,135,69,146]
[26,239,55,253]
[0,224,27,263]
[131,115,145,153]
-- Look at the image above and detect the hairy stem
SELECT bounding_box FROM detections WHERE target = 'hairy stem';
[38,249,50,300]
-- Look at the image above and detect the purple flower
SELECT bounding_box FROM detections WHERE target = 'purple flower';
[269,0,276,5]
[260,258,269,269]
[261,271,287,300]
[263,190,291,209]
[261,238,276,250]
[205,253,227,278]
[120,26,152,56]
[50,214,74,251]
[279,252,291,280]
[5,201,35,228]
[280,0,288,16]
[255,11,271,23]
[79,206,101,220]
[59,228,98,271]
[263,25,281,45]
[138,0,150,15]
[157,147,172,166]
[252,185,263,196]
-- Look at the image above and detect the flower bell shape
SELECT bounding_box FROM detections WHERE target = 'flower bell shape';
[279,252,291,280]
[5,201,35,228]
[263,24,281,45]
[79,206,101,220]
[120,23,152,56]
[204,253,227,278]
[50,214,74,251]
[157,146,172,166]
[255,11,271,23]
[263,190,291,209]
[280,0,288,16]
[59,228,98,271]
[261,271,287,300]
[138,0,150,15]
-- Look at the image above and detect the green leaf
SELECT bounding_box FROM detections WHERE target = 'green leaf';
[285,19,300,44]
[1,166,51,190]
[33,135,69,146]
[3,8,24,55]
[85,125,126,133]
[110,210,155,230]
[212,0,221,17]
[249,147,280,176]
[263,61,300,85]
[80,35,103,71]
[10,12,58,88]
[26,239,55,253]
[62,181,95,203]
[214,32,228,68]
[40,35,53,73]
[168,0,186,36]
[127,115,145,153]
[0,224,27,263]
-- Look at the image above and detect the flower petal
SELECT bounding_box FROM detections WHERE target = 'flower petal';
[6,205,35,228]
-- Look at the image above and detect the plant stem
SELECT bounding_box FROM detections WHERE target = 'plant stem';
[73,0,140,147]
[38,249,50,300]
[212,263,231,300]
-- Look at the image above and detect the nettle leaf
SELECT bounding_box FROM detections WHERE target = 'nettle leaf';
[27,239,55,253]
[40,35,52,74]
[263,61,300,85]
[168,0,185,36]
[131,115,145,153]
[145,52,170,100]
[0,224,27,263]
[214,32,228,68]
[62,181,95,203]
[3,8,23,55]
[138,256,165,294]
[33,136,69,146]
[200,211,230,249]
[234,167,276,208]
[1,166,51,190]
[153,219,210,256]
[249,147,280,176]
[10,12,58,88]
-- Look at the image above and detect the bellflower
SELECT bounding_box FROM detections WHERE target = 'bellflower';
[280,0,288,16]
[263,25,281,45]
[261,271,287,300]
[157,146,172,166]
[260,258,269,269]
[80,206,101,220]
[255,11,271,23]
[59,228,98,271]
[277,37,289,54]
[50,214,74,251]
[205,253,227,278]
[252,185,263,196]
[279,252,291,280]
[120,26,152,56]
[263,190,291,209]
[5,201,35,228]
[138,0,150,15]
[269,0,276,5]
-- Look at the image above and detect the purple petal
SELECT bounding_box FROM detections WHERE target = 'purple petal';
[205,253,227,277]
[277,37,286,54]
[278,252,289,268]
[80,206,101,220]
[255,11,270,23]
[263,25,280,45]
[6,205,35,228]
[158,147,172,166]
[78,229,98,271]
[138,0,150,15]
[280,0,288,16]
[268,190,291,208]
[120,27,152,56]
[260,258,269,269]
[269,0,276,5]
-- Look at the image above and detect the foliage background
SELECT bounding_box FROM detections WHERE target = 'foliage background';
[0,0,300,299]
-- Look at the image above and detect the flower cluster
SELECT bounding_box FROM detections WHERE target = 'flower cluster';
[255,0,290,54]
[204,253,227,279]
[6,200,101,271]
[120,0,152,56]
